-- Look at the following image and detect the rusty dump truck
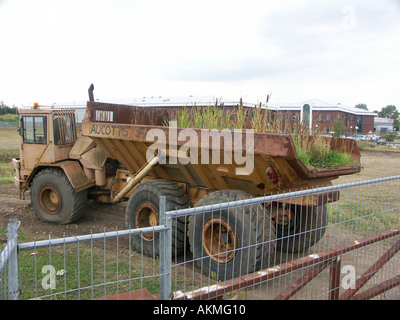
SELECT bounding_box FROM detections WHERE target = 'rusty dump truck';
[12,85,361,279]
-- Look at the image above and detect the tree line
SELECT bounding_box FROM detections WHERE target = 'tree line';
[0,101,18,115]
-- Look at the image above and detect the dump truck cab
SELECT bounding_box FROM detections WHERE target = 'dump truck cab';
[13,106,79,189]
[12,104,110,224]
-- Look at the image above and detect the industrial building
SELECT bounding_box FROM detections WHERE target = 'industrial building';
[53,96,383,136]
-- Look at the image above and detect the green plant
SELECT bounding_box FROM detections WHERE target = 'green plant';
[233,99,247,130]
[382,132,397,142]
[356,140,375,150]
[167,103,235,130]
[328,201,400,235]
[291,123,356,168]
[251,106,284,134]
[333,118,346,137]
[166,104,357,169]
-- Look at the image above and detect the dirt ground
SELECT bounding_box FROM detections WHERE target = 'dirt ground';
[0,186,129,241]
[1,150,399,299]
[334,150,400,184]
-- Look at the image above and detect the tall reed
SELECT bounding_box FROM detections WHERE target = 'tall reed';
[164,100,357,168]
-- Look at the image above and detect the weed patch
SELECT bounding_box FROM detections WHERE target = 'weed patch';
[167,104,357,168]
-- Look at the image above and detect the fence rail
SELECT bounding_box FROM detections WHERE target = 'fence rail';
[0,122,18,128]
[1,176,400,300]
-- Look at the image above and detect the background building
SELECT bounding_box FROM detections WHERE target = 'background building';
[270,99,377,136]
[46,96,380,137]
[374,117,394,133]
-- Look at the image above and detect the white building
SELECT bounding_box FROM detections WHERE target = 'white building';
[374,117,394,133]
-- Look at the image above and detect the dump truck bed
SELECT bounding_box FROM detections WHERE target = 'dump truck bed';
[81,101,361,198]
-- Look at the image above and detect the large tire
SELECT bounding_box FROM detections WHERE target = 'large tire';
[125,180,190,257]
[188,190,276,281]
[276,204,328,253]
[30,168,87,224]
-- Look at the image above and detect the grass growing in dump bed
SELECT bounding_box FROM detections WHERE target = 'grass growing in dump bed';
[166,103,358,169]
[291,129,357,168]
[296,145,356,168]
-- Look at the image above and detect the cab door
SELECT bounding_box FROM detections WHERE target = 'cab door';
[18,115,48,178]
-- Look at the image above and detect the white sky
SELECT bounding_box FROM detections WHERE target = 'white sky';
[0,0,399,110]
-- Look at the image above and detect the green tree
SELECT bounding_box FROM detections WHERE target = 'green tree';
[378,105,399,120]
[355,103,368,110]
[382,132,397,141]
[333,118,346,137]
[0,101,18,116]
[378,105,399,132]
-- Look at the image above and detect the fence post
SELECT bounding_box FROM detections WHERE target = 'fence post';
[7,219,20,300]
[159,196,172,300]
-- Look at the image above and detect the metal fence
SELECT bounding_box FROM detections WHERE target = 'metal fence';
[0,122,18,128]
[1,176,400,300]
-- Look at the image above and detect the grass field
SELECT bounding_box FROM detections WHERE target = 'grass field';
[0,113,18,122]
[18,242,161,300]
[0,128,19,184]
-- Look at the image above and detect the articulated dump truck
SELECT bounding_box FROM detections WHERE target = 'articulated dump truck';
[12,86,361,279]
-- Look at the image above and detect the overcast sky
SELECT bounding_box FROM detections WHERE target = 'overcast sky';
[1,0,399,110]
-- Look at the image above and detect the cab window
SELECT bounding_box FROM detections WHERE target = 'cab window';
[53,113,77,146]
[21,116,47,144]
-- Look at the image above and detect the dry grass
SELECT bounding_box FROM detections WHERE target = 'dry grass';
[168,104,357,168]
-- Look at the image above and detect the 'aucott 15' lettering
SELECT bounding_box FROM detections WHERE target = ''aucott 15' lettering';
[90,124,128,137]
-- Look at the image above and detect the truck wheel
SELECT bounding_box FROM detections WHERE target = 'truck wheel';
[275,204,328,253]
[30,168,87,224]
[188,190,276,281]
[125,180,190,257]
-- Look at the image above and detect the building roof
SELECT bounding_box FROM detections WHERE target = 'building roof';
[45,95,257,109]
[271,98,377,116]
[100,95,258,108]
[39,97,377,118]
